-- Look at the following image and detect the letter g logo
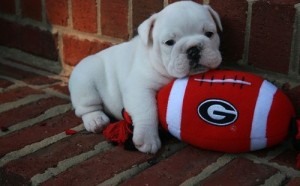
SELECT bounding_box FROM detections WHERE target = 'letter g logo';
[198,99,238,126]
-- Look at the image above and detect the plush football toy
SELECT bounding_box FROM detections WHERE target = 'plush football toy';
[103,70,296,153]
[157,70,295,152]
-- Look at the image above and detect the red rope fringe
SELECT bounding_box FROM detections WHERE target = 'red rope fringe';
[103,110,133,144]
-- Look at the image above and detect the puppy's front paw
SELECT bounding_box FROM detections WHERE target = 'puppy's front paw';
[133,127,161,154]
[82,111,110,133]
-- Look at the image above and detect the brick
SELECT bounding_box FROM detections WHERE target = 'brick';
[101,0,129,39]
[21,0,42,21]
[0,133,103,185]
[121,147,223,185]
[270,149,297,169]
[0,19,59,60]
[72,0,97,33]
[248,0,296,74]
[286,177,300,186]
[132,0,163,32]
[0,86,43,104]
[62,34,112,66]
[45,0,68,26]
[42,146,153,185]
[0,63,59,85]
[0,0,15,14]
[209,0,248,64]
[0,97,69,129]
[199,158,278,186]
[0,78,13,89]
[0,111,81,158]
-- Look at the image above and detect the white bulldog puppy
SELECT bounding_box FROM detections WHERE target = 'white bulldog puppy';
[69,1,222,153]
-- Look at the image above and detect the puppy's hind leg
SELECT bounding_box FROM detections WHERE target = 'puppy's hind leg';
[69,60,110,133]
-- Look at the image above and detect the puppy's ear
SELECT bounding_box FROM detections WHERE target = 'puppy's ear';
[204,5,223,32]
[138,13,157,46]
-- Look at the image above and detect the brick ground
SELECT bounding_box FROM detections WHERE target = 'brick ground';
[0,57,300,185]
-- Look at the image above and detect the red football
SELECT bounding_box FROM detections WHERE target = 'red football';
[157,70,295,152]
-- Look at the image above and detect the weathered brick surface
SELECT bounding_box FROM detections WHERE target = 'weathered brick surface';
[121,147,223,185]
[0,57,299,185]
[1,133,103,185]
[209,0,248,64]
[0,111,81,158]
[72,0,97,33]
[0,97,69,128]
[271,149,298,169]
[63,34,112,66]
[49,84,70,95]
[0,63,59,85]
[42,147,154,186]
[132,0,163,32]
[1,0,300,183]
[248,0,296,74]
[199,158,279,186]
[286,177,300,186]
[0,19,59,61]
[101,0,129,39]
[45,0,69,26]
[0,86,42,104]
[21,0,42,21]
[0,78,13,89]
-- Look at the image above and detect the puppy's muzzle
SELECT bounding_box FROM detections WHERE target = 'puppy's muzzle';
[187,45,201,66]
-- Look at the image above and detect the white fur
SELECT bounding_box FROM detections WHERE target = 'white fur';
[69,1,222,153]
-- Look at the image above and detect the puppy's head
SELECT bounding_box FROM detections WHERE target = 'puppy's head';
[138,1,222,78]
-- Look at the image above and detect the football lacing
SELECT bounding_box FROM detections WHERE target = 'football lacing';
[194,75,251,87]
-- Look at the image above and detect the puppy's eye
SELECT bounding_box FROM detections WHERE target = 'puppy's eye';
[164,39,175,46]
[205,31,214,38]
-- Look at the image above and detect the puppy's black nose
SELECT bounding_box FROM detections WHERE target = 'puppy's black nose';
[187,46,201,61]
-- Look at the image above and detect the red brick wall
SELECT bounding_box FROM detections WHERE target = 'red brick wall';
[0,0,299,79]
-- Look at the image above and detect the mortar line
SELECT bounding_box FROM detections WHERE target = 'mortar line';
[99,142,187,185]
[56,30,68,77]
[163,0,169,7]
[0,47,61,74]
[0,75,29,92]
[42,87,70,100]
[243,154,300,178]
[1,59,57,78]
[288,4,300,77]
[0,104,72,137]
[41,0,47,25]
[241,0,254,65]
[67,0,73,28]
[99,162,150,186]
[180,154,236,186]
[0,124,84,167]
[97,0,102,35]
[260,172,286,186]
[30,140,113,186]
[128,0,133,39]
[15,0,21,18]
[0,13,123,44]
[0,94,50,113]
